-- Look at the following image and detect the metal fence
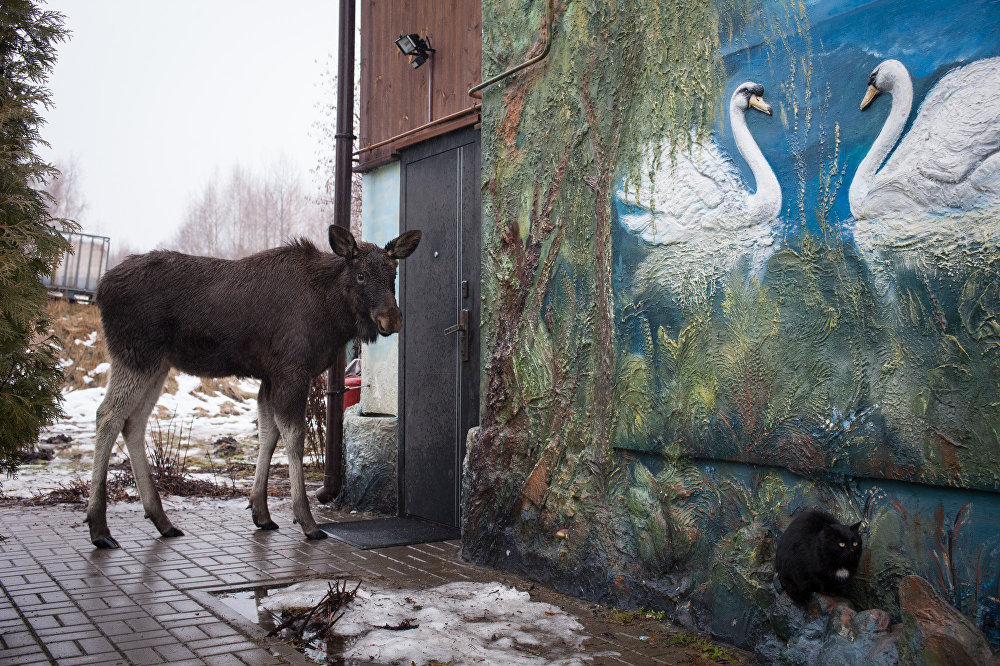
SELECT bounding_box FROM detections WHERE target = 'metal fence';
[43,230,111,302]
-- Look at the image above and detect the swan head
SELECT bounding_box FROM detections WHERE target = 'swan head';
[731,82,772,116]
[860,59,909,110]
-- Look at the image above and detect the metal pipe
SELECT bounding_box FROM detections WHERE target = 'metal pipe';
[427,52,434,123]
[83,235,95,292]
[317,0,356,505]
[468,0,552,98]
[353,104,481,157]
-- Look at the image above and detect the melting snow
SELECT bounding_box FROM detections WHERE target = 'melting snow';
[75,331,98,347]
[4,373,264,498]
[38,373,261,453]
[260,580,593,665]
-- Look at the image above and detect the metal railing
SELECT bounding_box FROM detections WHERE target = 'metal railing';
[43,230,111,302]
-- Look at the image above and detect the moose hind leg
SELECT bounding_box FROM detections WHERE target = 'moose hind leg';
[273,382,326,540]
[87,361,155,548]
[249,380,279,530]
[121,365,182,538]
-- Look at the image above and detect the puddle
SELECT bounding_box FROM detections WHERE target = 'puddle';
[214,584,353,664]
[214,580,596,665]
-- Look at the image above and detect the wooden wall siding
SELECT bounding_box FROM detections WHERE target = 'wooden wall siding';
[358,0,482,171]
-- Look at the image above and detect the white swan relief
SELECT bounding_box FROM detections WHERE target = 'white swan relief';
[615,83,781,288]
[849,57,1000,221]
[850,57,1000,266]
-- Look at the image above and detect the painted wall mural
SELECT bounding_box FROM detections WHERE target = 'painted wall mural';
[467,0,1000,655]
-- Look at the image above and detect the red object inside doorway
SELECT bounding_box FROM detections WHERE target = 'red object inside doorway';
[344,375,361,410]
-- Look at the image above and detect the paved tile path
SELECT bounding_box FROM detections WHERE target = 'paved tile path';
[0,497,745,665]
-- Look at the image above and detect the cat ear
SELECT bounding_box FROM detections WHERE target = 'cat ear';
[821,525,834,536]
[850,521,862,532]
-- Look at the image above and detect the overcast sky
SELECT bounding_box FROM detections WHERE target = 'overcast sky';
[41,1,341,252]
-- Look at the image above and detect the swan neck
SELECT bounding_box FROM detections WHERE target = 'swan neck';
[731,104,780,215]
[852,75,913,205]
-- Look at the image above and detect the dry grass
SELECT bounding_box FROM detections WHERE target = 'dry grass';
[194,377,257,402]
[25,471,134,506]
[47,298,107,390]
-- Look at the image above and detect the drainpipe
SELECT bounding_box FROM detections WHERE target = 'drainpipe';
[317,0,356,505]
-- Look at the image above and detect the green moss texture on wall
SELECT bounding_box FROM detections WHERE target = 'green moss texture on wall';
[467,0,1000,651]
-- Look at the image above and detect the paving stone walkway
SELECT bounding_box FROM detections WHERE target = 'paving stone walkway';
[0,497,747,665]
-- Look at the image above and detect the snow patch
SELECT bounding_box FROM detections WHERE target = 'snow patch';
[261,581,593,665]
[74,331,98,347]
[38,372,260,453]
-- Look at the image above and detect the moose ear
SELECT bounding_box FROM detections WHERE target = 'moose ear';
[329,225,357,261]
[386,230,421,259]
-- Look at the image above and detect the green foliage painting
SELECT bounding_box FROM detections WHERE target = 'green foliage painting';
[467,0,1000,651]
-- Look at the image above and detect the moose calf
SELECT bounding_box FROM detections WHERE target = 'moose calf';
[87,226,420,548]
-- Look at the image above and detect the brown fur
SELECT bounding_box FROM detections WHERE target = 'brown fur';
[85,226,420,548]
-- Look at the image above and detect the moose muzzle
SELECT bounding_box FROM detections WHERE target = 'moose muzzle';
[375,306,403,336]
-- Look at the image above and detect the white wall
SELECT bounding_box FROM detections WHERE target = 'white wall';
[359,162,400,415]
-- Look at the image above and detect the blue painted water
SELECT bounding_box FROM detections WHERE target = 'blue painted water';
[714,0,1000,234]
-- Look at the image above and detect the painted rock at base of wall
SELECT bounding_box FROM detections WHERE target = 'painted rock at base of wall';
[899,575,1000,665]
[341,406,398,514]
[761,593,901,665]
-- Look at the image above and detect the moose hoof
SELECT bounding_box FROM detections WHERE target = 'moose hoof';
[305,529,328,540]
[93,535,120,549]
[160,526,184,538]
[257,521,279,531]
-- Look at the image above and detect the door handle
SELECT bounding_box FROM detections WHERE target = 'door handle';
[444,309,470,362]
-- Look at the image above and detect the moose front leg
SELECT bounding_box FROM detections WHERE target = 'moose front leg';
[88,399,125,548]
[250,380,280,530]
[273,384,327,540]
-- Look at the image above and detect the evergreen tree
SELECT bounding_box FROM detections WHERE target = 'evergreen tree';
[0,1,71,481]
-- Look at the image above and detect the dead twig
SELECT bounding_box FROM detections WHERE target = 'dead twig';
[266,579,360,643]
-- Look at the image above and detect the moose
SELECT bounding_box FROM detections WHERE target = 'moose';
[86,225,421,548]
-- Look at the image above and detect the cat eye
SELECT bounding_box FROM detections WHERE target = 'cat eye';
[356,272,365,283]
[853,541,858,546]
[839,542,846,548]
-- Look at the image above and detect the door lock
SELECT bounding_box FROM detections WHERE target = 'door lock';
[444,308,470,362]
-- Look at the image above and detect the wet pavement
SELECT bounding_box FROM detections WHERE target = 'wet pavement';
[0,497,747,664]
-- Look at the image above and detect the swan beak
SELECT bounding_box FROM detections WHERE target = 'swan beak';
[860,85,880,111]
[749,94,772,115]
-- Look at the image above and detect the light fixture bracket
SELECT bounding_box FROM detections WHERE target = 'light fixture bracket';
[395,33,434,69]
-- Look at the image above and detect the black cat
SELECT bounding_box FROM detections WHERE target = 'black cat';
[774,509,863,605]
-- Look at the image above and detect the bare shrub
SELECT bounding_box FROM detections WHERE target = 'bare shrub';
[170,160,329,259]
[305,372,327,473]
[193,377,256,402]
[266,579,360,644]
[47,299,106,390]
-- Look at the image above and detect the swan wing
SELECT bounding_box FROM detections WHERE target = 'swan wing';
[616,139,744,245]
[875,57,1000,211]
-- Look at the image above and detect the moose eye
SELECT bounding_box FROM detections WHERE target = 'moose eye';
[839,542,846,548]
[356,272,365,283]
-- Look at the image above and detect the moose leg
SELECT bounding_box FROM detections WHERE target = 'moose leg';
[87,361,157,548]
[249,380,280,530]
[273,381,326,540]
[121,365,181,538]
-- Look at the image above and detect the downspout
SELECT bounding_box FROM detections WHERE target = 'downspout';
[468,0,552,98]
[317,0,356,505]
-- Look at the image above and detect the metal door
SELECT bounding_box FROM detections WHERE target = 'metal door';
[398,127,481,527]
